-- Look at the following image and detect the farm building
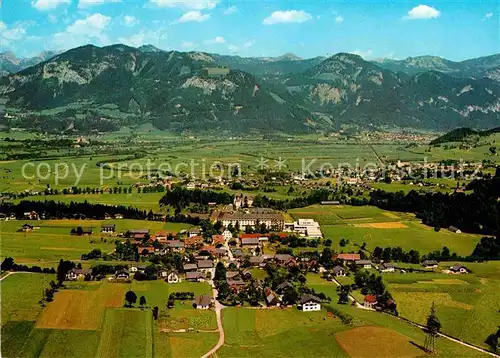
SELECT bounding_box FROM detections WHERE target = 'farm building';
[422,260,439,269]
[264,287,280,306]
[449,264,468,274]
[20,223,34,232]
[101,224,116,233]
[193,295,212,309]
[299,294,322,311]
[336,253,361,262]
[197,260,214,272]
[241,236,260,246]
[333,265,346,277]
[364,295,377,308]
[165,240,185,251]
[320,201,340,205]
[448,226,462,234]
[183,263,198,272]
[355,260,372,269]
[185,271,204,282]
[379,263,395,273]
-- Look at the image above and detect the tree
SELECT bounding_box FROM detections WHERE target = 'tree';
[140,296,147,307]
[45,288,54,302]
[485,333,498,353]
[1,257,14,271]
[214,262,227,282]
[425,302,441,352]
[337,285,350,304]
[125,290,137,307]
[56,259,75,285]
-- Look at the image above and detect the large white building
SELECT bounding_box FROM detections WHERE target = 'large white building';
[217,210,284,230]
[285,218,322,238]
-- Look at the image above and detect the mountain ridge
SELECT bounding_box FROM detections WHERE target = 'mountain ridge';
[1,44,499,134]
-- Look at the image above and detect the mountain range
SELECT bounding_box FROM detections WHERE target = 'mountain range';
[0,51,61,77]
[0,45,499,134]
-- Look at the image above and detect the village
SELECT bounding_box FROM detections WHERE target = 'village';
[53,200,471,315]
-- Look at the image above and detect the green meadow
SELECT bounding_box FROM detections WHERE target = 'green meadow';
[1,275,217,358]
[289,204,482,256]
[384,262,500,349]
[0,219,192,263]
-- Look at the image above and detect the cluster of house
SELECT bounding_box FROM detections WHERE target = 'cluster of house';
[0,211,41,221]
[264,281,322,311]
[325,254,396,276]
[323,255,468,280]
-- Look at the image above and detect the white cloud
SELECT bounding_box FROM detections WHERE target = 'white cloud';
[181,40,195,49]
[150,0,218,10]
[263,10,312,25]
[243,40,254,48]
[350,49,373,59]
[335,15,344,24]
[177,11,210,23]
[78,0,120,8]
[227,44,239,53]
[405,5,440,20]
[1,22,28,46]
[204,36,225,44]
[31,0,70,10]
[51,13,111,50]
[123,15,138,26]
[224,5,237,15]
[484,12,493,19]
[118,30,167,48]
[67,13,111,36]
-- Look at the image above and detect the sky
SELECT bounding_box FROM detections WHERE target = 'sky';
[0,0,499,60]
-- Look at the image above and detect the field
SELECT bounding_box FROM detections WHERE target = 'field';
[289,204,482,256]
[1,273,53,325]
[218,308,349,357]
[1,274,216,358]
[335,326,422,358]
[4,133,483,193]
[384,262,500,349]
[0,219,191,263]
[96,309,153,358]
[217,305,486,358]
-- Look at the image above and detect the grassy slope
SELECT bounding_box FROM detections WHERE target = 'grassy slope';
[385,261,500,349]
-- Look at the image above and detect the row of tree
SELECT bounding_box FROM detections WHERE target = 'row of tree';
[369,169,500,235]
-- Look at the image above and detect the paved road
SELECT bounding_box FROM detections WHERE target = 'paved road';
[0,271,33,281]
[201,286,225,358]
